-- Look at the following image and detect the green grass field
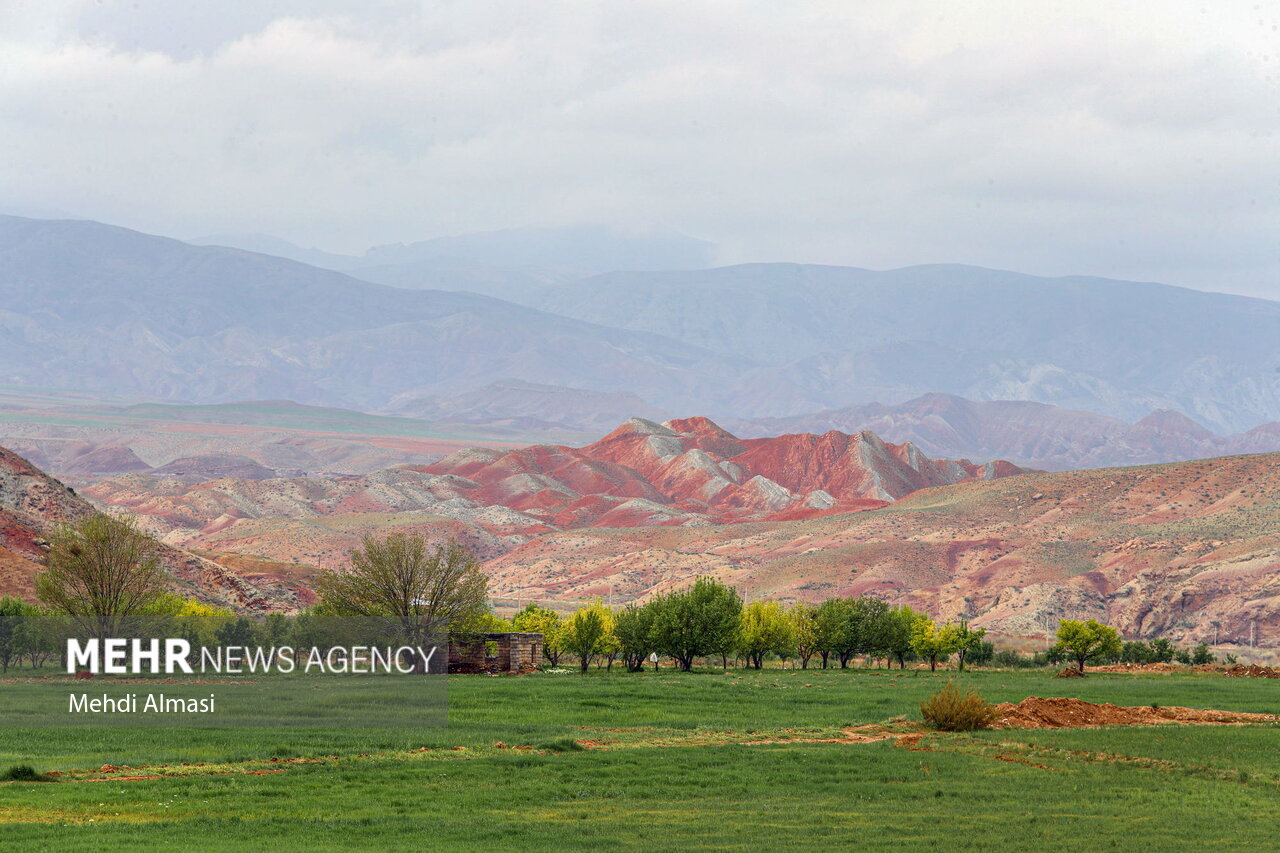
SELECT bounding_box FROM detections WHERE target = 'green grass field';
[1,668,1277,850]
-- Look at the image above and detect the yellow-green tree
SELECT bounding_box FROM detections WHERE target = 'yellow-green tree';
[788,602,819,669]
[562,600,615,673]
[910,616,964,671]
[512,603,565,666]
[737,600,794,669]
[168,596,235,647]
[1054,619,1122,672]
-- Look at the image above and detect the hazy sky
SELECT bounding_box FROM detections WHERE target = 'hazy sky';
[2,1,1277,296]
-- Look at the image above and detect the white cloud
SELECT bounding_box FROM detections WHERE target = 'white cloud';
[0,0,1276,295]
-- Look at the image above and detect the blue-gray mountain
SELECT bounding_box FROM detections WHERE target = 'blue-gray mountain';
[5,215,1280,434]
[528,264,1280,433]
[0,216,742,411]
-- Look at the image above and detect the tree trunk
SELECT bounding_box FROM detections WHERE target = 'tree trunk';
[580,655,590,674]
[929,656,937,672]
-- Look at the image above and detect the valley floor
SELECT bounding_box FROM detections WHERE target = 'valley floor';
[0,668,1277,850]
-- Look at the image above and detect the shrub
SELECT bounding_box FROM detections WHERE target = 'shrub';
[919,682,1001,731]
[1,764,52,782]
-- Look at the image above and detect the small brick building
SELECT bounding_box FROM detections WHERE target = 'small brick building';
[448,632,543,674]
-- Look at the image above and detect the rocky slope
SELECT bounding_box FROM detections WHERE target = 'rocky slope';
[0,445,300,611]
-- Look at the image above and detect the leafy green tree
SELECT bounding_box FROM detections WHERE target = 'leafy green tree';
[952,621,988,672]
[649,577,742,671]
[613,603,655,672]
[215,615,259,647]
[19,605,63,669]
[1121,640,1155,664]
[813,598,852,669]
[317,534,487,648]
[512,603,565,666]
[1053,619,1122,673]
[262,612,292,647]
[788,602,819,669]
[36,513,166,642]
[737,600,794,669]
[0,597,27,672]
[849,596,891,666]
[968,639,995,667]
[562,601,611,673]
[1191,642,1215,665]
[1150,637,1175,663]
[882,606,919,669]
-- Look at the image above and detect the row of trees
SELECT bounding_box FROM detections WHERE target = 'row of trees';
[510,577,994,673]
[17,512,1221,676]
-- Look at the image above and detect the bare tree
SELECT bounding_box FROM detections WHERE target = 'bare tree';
[316,534,488,647]
[36,513,165,642]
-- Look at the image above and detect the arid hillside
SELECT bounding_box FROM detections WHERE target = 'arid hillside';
[0,445,304,611]
[481,452,1280,646]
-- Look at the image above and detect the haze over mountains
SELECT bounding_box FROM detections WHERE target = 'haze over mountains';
[5,213,1280,450]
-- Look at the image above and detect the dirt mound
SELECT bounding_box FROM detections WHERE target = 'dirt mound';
[1223,664,1280,678]
[994,696,1275,729]
[1053,666,1085,678]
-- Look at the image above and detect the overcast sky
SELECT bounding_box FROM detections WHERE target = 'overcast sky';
[1,1,1277,297]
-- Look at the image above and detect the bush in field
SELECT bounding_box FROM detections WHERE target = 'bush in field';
[1,764,52,782]
[1191,643,1215,665]
[920,682,1001,731]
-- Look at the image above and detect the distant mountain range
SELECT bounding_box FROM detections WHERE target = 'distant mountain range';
[192,225,714,301]
[7,214,1280,435]
[734,393,1280,471]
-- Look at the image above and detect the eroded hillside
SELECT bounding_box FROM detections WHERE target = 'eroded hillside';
[481,452,1280,645]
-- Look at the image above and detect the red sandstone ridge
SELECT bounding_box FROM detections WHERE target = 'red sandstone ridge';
[422,417,1028,527]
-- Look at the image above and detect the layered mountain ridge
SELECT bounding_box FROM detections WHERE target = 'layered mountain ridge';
[79,419,1026,569]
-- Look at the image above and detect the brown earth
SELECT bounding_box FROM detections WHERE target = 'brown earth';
[993,697,1277,728]
[1223,664,1280,678]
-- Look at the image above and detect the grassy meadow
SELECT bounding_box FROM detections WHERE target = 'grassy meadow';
[0,667,1277,850]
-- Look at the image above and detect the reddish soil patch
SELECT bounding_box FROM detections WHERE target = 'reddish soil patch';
[1053,667,1086,678]
[1223,664,1280,678]
[994,697,1276,729]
